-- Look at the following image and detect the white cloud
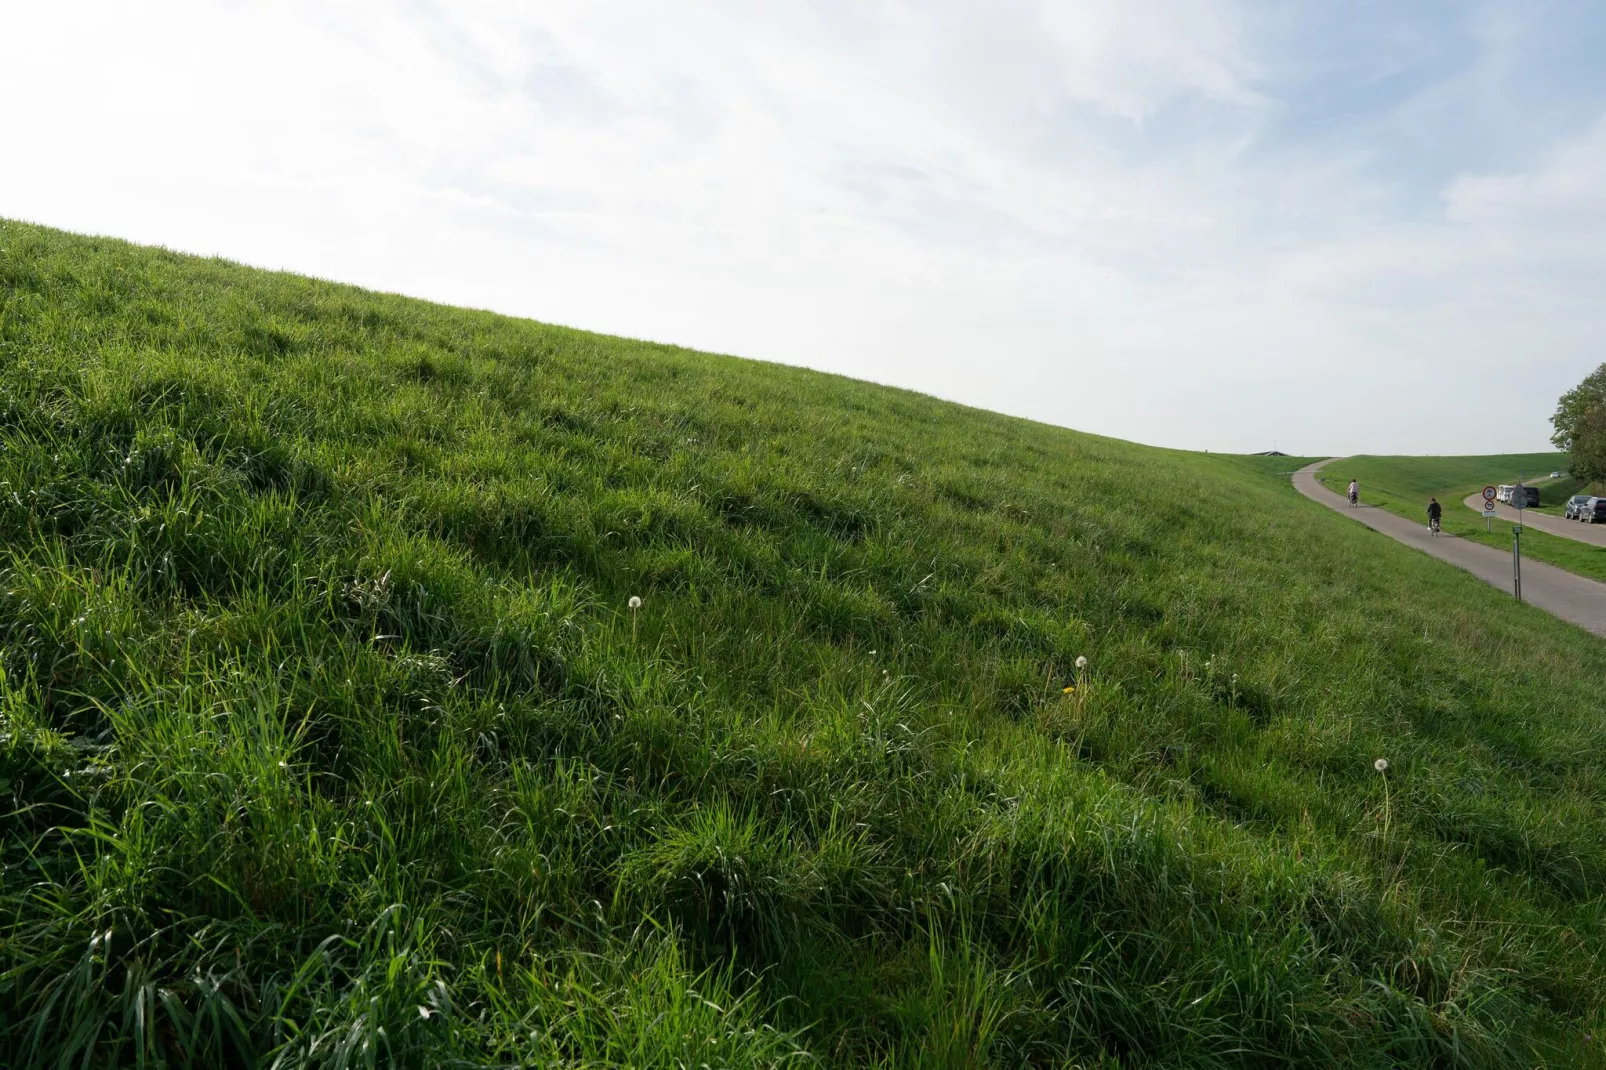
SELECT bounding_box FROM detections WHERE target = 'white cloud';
[1447,117,1606,231]
[1,1,1601,453]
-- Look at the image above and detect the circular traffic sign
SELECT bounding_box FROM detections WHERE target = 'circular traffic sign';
[1482,485,1497,501]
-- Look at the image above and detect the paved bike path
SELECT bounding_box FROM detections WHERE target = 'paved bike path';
[1293,459,1606,637]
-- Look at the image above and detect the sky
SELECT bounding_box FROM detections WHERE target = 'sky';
[3,1,1604,454]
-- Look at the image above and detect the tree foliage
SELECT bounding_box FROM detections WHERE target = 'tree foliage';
[1570,404,1606,485]
[1551,362,1606,479]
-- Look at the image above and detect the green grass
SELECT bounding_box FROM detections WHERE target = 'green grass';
[1316,455,1606,584]
[2,220,1606,1067]
[1322,454,1566,507]
[1532,476,1591,517]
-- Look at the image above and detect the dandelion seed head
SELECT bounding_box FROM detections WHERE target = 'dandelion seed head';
[628,596,642,610]
[1075,656,1088,669]
[1374,758,1389,773]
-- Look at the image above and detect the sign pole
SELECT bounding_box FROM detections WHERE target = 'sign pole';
[1510,481,1526,602]
[1513,524,1522,602]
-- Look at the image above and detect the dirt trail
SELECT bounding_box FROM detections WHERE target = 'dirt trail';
[1293,460,1606,637]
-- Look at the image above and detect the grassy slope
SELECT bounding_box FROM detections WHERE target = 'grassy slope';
[1324,455,1565,503]
[1,221,1604,1068]
[1318,455,1606,584]
[1531,476,1591,516]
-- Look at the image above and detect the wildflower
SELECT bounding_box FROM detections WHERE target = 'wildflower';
[1375,757,1393,838]
[628,596,642,610]
[1075,656,1088,669]
[1062,686,1075,694]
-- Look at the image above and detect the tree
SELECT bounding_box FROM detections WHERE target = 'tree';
[1571,405,1606,485]
[1551,363,1606,481]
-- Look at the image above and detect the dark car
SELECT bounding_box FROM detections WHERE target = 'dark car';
[1582,498,1606,524]
[1517,485,1541,508]
[1565,494,1593,519]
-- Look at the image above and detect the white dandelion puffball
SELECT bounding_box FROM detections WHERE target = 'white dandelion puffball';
[628,596,642,610]
[1374,758,1389,772]
[1075,656,1088,669]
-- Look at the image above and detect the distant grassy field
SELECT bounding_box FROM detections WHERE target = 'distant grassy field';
[1323,453,1565,507]
[1317,454,1606,584]
[4,220,1606,1067]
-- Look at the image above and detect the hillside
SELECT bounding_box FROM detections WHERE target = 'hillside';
[2,220,1604,1067]
[1323,454,1606,584]
[1325,454,1566,506]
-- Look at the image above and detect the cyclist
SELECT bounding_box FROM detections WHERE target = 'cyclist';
[1427,496,1442,535]
[1347,478,1359,507]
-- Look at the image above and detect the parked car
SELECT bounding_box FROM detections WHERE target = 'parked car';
[1582,497,1606,524]
[1565,494,1593,519]
[1496,484,1514,503]
[1519,485,1540,507]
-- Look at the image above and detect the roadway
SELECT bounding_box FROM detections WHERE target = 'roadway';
[1293,459,1606,637]
[1460,492,1606,546]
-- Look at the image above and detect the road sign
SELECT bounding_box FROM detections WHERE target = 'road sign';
[1482,485,1497,502]
[1512,484,1526,510]
[1482,505,1496,517]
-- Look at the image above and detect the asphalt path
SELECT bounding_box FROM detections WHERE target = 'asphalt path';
[1460,492,1606,546]
[1293,459,1606,637]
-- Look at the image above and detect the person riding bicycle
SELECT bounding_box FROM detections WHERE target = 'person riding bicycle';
[1427,496,1442,535]
[1348,479,1359,507]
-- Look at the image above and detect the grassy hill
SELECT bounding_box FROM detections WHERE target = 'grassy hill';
[1320,454,1606,584]
[1323,454,1565,506]
[2,220,1605,1067]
